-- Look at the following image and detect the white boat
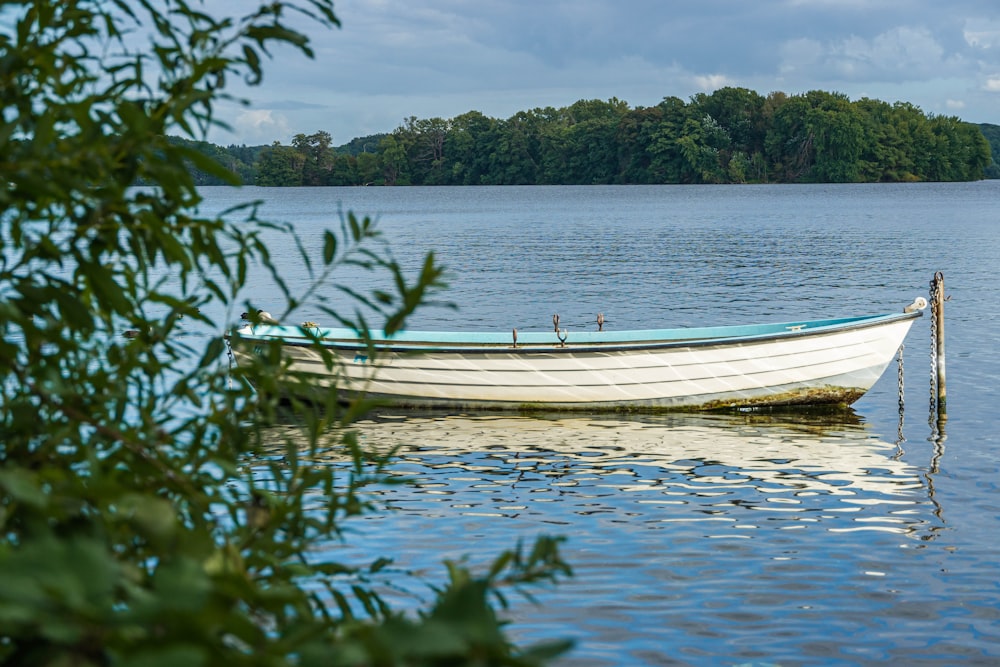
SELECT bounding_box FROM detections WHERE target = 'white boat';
[230,304,924,411]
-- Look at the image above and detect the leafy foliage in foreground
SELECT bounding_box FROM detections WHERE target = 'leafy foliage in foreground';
[0,1,571,664]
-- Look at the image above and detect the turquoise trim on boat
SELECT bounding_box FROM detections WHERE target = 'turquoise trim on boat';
[239,312,917,351]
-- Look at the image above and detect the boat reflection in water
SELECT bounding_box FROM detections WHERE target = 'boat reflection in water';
[260,409,944,664]
[268,409,936,542]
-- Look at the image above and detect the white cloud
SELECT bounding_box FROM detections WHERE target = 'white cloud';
[691,74,735,92]
[856,27,946,74]
[778,26,961,82]
[779,38,824,74]
[203,0,1000,143]
[233,110,291,144]
[964,19,1000,49]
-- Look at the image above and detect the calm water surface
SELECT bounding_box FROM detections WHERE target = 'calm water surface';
[201,183,1000,666]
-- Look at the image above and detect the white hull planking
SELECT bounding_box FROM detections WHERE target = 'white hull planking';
[237,316,915,410]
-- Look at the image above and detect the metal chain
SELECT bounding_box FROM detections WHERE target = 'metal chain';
[896,344,905,447]
[897,344,905,410]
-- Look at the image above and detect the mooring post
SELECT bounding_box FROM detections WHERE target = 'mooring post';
[932,271,947,421]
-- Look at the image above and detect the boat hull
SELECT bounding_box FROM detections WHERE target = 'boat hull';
[231,312,919,411]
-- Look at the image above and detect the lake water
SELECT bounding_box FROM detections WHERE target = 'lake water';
[200,183,1000,665]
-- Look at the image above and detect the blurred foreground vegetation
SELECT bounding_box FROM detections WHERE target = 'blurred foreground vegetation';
[0,1,571,665]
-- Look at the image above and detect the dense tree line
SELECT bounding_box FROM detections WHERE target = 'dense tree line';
[190,88,996,186]
[980,123,1000,179]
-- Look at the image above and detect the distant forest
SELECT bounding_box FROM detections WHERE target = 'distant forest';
[179,87,999,186]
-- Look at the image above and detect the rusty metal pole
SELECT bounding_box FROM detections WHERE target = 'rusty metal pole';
[932,272,947,421]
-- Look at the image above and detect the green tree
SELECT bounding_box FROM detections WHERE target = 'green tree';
[378,134,410,185]
[979,123,1000,178]
[329,153,360,185]
[804,92,864,183]
[676,114,731,183]
[616,105,664,183]
[964,122,992,180]
[406,117,451,185]
[446,110,498,185]
[690,87,767,180]
[538,98,626,184]
[648,96,698,183]
[222,90,992,186]
[485,109,547,185]
[765,94,816,182]
[384,116,450,185]
[221,143,267,184]
[293,130,335,185]
[855,98,917,181]
[0,2,571,665]
[356,150,382,185]
[256,141,306,186]
[696,88,767,155]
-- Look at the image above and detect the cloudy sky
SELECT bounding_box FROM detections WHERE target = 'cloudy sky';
[213,0,1000,146]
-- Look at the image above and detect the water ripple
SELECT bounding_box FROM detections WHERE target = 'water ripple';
[228,182,1000,665]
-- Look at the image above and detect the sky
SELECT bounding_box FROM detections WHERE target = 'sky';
[211,0,1000,147]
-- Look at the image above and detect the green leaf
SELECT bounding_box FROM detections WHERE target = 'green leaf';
[117,493,178,545]
[198,337,226,368]
[0,469,48,508]
[241,43,260,77]
[323,229,337,265]
[119,646,207,667]
[176,145,241,185]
